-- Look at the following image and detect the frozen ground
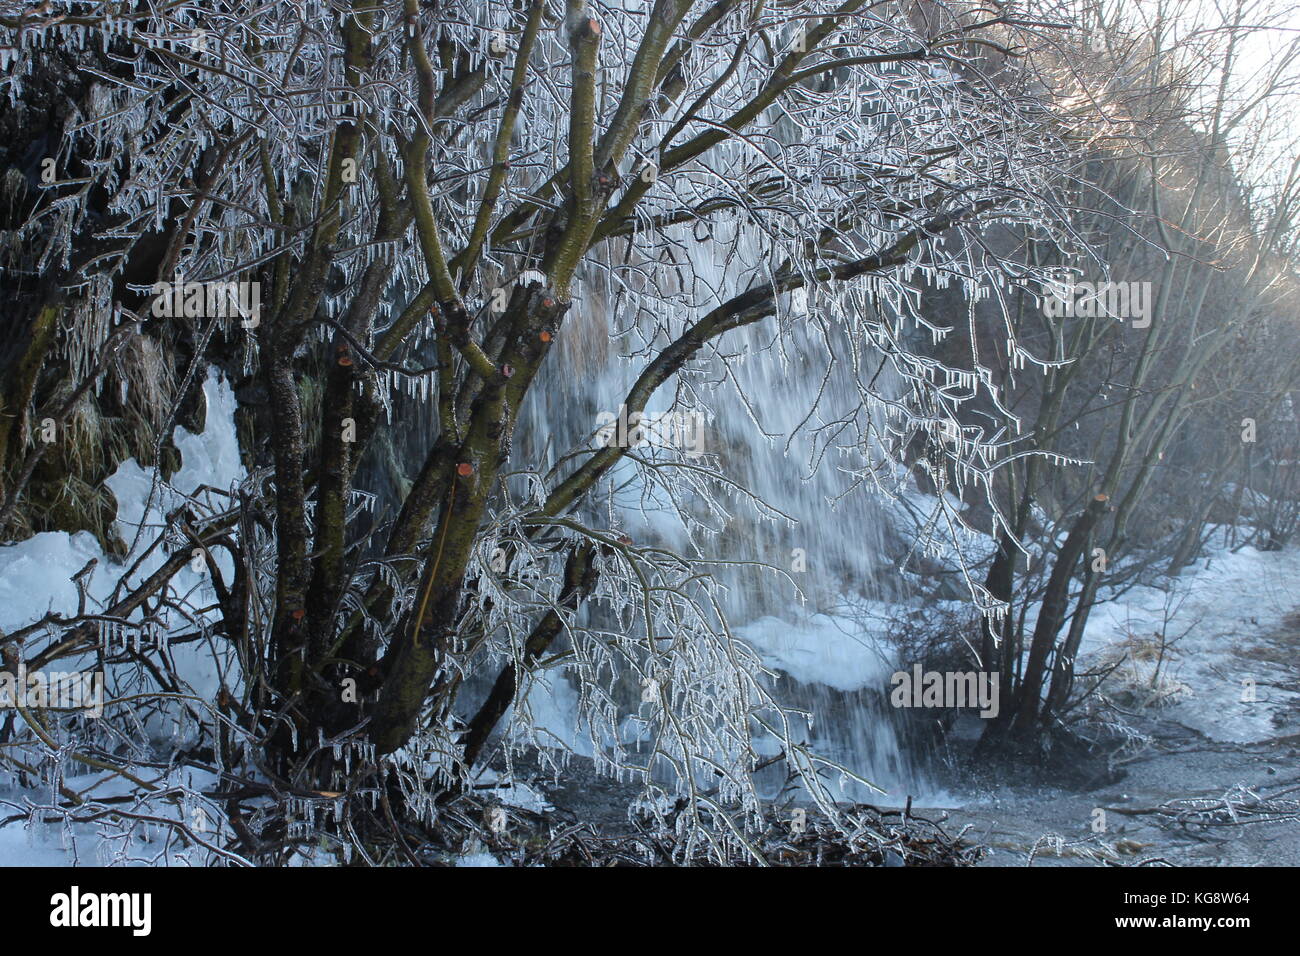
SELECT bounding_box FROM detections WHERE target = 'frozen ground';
[934,540,1300,866]
[936,707,1300,866]
[0,767,225,866]
[1077,536,1300,744]
[0,372,242,866]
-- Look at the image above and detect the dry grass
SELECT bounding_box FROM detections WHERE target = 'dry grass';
[1097,631,1193,709]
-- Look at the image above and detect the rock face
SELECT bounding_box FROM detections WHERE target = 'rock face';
[0,47,218,553]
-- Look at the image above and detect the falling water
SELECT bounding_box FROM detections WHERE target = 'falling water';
[493,227,942,806]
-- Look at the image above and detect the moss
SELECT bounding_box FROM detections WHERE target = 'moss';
[297,371,325,459]
[235,404,260,472]
[0,302,59,476]
[159,440,182,481]
[29,474,126,557]
[177,373,208,434]
[2,309,196,555]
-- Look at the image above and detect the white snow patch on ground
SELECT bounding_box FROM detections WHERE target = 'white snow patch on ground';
[1079,537,1300,744]
[0,530,105,632]
[0,372,244,865]
[0,768,222,866]
[0,823,76,866]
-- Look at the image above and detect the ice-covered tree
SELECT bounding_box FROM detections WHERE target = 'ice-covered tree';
[0,0,1087,860]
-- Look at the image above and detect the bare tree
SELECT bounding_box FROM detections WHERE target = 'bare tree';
[969,0,1300,748]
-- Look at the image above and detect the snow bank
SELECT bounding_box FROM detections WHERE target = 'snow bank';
[0,372,244,866]
[0,370,243,639]
[1079,537,1300,743]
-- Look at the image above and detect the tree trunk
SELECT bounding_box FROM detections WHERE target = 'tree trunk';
[1008,493,1109,740]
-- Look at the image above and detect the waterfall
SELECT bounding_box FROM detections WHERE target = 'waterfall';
[492,218,943,805]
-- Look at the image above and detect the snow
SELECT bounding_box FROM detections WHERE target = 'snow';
[0,530,104,631]
[470,769,553,814]
[0,824,74,866]
[737,610,898,692]
[0,371,243,634]
[1078,536,1300,744]
[0,372,244,866]
[0,768,223,867]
